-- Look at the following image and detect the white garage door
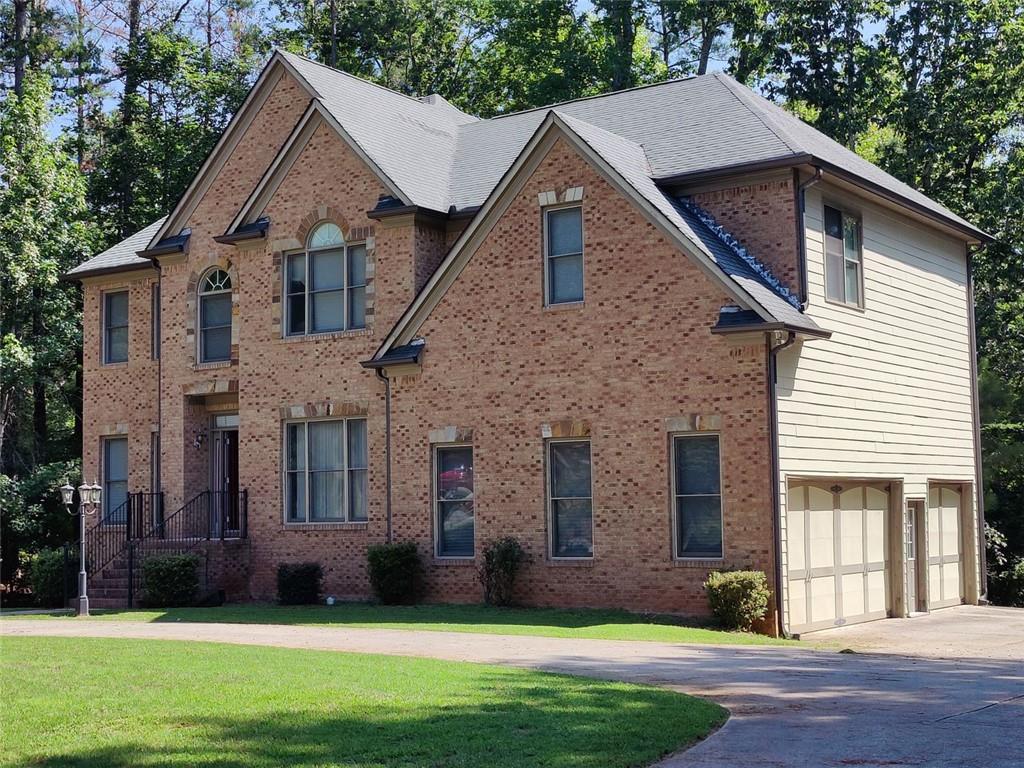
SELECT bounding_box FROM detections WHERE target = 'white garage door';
[787,482,890,633]
[927,485,963,608]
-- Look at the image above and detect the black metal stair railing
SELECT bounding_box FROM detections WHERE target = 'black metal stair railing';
[84,492,165,578]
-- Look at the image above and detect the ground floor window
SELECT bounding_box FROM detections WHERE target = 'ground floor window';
[673,434,723,559]
[285,418,367,523]
[548,439,593,558]
[435,445,474,557]
[103,436,129,522]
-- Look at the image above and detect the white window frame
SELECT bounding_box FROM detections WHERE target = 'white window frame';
[543,204,584,306]
[282,416,367,524]
[546,438,595,560]
[670,432,725,561]
[102,289,129,365]
[197,268,233,363]
[433,443,475,559]
[822,203,865,309]
[285,223,366,337]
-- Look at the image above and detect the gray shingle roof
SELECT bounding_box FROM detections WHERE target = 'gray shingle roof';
[65,217,165,278]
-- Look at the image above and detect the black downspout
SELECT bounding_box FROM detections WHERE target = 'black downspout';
[966,246,987,601]
[768,331,797,638]
[376,368,393,544]
[794,167,823,308]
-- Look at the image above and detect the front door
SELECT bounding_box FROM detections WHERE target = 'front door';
[210,414,239,536]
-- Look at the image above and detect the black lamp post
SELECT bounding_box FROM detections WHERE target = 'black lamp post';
[60,480,102,616]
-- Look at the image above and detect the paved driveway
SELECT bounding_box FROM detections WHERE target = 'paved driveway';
[3,606,1022,768]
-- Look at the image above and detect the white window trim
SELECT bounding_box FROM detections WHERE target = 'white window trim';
[546,438,595,560]
[670,432,725,561]
[433,442,475,559]
[543,203,584,307]
[101,289,129,365]
[822,203,866,310]
[284,227,367,338]
[281,416,367,524]
[197,269,233,364]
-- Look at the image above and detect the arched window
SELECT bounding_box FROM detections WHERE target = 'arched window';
[286,221,366,336]
[198,268,232,363]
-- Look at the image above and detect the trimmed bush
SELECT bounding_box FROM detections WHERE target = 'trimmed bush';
[366,542,422,605]
[704,570,770,632]
[479,537,528,606]
[27,548,77,608]
[277,562,323,605]
[141,554,200,608]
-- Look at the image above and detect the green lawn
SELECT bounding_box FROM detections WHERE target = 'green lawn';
[1,636,725,768]
[7,602,795,645]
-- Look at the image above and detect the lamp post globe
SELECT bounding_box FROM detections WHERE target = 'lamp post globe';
[60,482,74,508]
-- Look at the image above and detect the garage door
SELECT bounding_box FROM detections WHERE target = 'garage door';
[786,482,890,632]
[927,485,963,608]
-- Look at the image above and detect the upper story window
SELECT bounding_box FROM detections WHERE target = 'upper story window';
[286,222,366,336]
[545,206,583,305]
[823,205,863,307]
[198,269,232,363]
[285,417,367,523]
[103,290,129,364]
[673,434,723,560]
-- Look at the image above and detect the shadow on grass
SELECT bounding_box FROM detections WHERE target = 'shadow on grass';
[26,671,726,768]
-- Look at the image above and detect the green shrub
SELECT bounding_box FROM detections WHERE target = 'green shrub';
[366,542,422,605]
[26,548,77,607]
[141,554,200,608]
[276,562,323,605]
[988,558,1024,608]
[704,570,770,632]
[479,537,528,606]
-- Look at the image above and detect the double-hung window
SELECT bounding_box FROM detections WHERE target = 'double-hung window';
[285,418,367,523]
[198,269,232,363]
[548,439,593,558]
[286,222,366,336]
[103,436,129,523]
[673,434,723,559]
[435,446,474,557]
[103,291,129,364]
[545,206,583,304]
[823,205,863,307]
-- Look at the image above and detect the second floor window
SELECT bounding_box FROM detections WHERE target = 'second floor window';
[823,205,863,307]
[286,222,366,336]
[545,206,583,305]
[103,291,129,364]
[198,269,232,363]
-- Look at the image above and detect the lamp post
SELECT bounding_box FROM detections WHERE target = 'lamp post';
[60,480,102,616]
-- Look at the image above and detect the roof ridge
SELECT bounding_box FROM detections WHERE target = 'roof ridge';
[712,72,802,157]
[275,48,444,110]
[676,197,802,310]
[483,74,705,122]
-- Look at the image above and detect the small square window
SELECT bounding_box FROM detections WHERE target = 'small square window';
[823,205,863,307]
[545,207,583,305]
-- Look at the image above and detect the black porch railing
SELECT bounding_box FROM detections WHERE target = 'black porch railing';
[85,492,165,578]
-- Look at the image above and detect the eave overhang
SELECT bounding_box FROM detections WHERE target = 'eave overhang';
[60,263,156,282]
[360,341,425,369]
[137,231,190,260]
[214,217,270,245]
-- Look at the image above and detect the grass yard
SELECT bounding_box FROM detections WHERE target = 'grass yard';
[1,636,725,768]
[5,602,795,645]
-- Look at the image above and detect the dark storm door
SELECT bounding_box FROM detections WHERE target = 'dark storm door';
[211,423,240,537]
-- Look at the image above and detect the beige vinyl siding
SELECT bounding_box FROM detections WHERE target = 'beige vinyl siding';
[776,184,978,627]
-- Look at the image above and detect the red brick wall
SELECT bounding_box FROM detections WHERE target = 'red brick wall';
[386,137,775,616]
[690,174,800,296]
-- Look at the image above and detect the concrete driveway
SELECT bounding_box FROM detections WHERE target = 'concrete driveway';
[3,605,1022,768]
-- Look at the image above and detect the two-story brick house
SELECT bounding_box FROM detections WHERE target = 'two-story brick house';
[68,50,989,635]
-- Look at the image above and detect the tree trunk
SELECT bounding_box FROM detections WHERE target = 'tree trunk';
[32,287,47,464]
[604,0,638,91]
[13,0,29,97]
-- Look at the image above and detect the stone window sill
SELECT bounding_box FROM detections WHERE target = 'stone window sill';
[542,301,584,313]
[281,521,369,531]
[545,557,595,567]
[432,557,475,567]
[194,360,234,371]
[280,328,372,344]
[672,558,725,568]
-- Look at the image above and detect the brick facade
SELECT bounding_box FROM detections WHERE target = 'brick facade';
[82,79,785,621]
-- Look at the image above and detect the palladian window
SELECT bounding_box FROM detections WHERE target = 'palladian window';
[286,222,367,336]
